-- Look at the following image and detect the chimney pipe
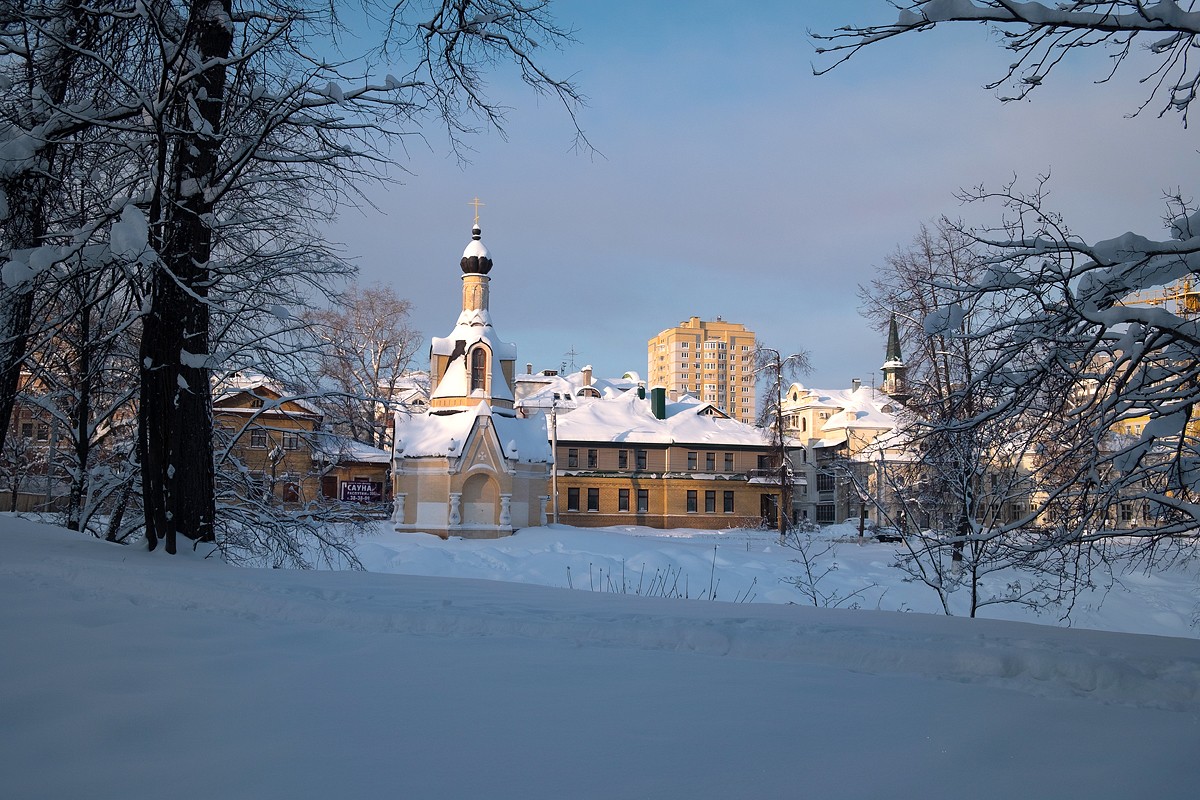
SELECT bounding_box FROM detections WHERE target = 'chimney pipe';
[650,386,667,420]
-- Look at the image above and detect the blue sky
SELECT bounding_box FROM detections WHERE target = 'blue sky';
[329,0,1196,388]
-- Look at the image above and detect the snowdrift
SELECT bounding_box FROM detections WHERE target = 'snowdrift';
[2,515,1197,799]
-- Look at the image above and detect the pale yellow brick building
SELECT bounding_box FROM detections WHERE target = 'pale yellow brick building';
[550,387,784,530]
[647,317,756,424]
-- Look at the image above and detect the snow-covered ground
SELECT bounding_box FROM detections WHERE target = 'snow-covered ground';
[355,522,1200,639]
[2,514,1198,799]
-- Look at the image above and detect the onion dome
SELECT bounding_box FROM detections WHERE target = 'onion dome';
[460,224,493,274]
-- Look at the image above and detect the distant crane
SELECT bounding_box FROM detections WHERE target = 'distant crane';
[1118,279,1200,317]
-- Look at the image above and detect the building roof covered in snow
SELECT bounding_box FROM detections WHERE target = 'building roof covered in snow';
[428,311,518,403]
[555,389,773,448]
[214,377,323,417]
[784,381,905,455]
[393,403,551,463]
[515,366,641,411]
[313,433,392,464]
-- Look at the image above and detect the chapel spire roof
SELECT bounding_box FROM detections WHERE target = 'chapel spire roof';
[460,222,492,274]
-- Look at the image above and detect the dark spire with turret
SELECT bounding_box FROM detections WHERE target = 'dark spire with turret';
[885,314,902,363]
[881,313,910,404]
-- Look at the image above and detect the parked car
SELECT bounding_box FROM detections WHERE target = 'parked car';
[871,526,904,543]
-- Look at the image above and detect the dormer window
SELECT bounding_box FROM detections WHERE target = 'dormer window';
[471,348,487,392]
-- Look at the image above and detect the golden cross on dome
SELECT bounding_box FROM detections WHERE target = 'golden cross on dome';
[468,196,485,225]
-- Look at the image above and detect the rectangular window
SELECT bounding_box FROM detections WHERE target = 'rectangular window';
[705,491,716,513]
[687,451,697,470]
[705,452,715,471]
[724,452,734,472]
[282,431,300,450]
[587,487,599,512]
[587,449,598,469]
[686,490,697,513]
[20,422,33,438]
[817,473,836,492]
[567,448,578,468]
[618,489,629,512]
[723,491,734,513]
[567,487,580,512]
[817,504,836,523]
[36,422,49,441]
[250,429,267,449]
[637,489,649,513]
[618,450,628,469]
[758,454,771,470]
[636,449,647,471]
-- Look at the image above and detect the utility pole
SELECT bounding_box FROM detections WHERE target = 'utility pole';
[550,401,559,524]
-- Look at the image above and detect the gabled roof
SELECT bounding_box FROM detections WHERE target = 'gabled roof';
[214,382,322,417]
[785,381,903,451]
[394,403,550,463]
[429,308,518,403]
[555,390,771,448]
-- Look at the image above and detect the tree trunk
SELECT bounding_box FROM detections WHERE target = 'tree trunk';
[140,0,232,553]
[0,269,38,460]
[0,0,95,458]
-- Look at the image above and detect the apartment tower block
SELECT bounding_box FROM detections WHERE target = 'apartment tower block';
[647,317,757,424]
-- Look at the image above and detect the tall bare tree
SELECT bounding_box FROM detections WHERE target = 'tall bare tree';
[306,283,423,451]
[2,0,586,559]
[756,344,810,538]
[817,1,1200,555]
[0,0,120,462]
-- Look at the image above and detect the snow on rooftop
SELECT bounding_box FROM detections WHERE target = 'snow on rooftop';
[516,367,642,411]
[555,390,770,447]
[788,381,904,451]
[314,433,392,464]
[214,379,323,416]
[394,408,478,458]
[493,411,551,461]
[394,405,549,462]
[429,313,518,403]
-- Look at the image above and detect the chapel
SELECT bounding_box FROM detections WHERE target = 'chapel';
[390,215,550,538]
